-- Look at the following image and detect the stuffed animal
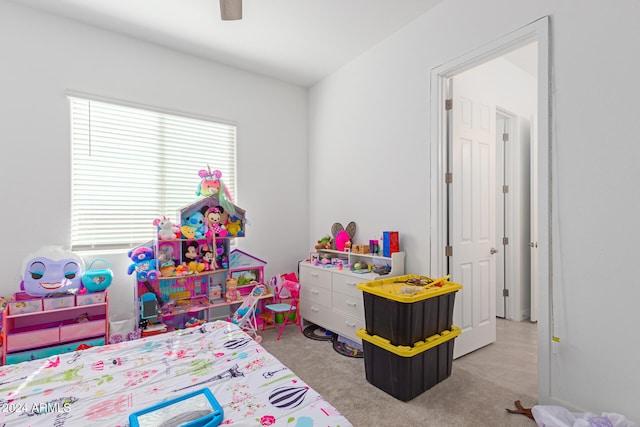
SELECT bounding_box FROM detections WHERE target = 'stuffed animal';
[188,261,206,274]
[202,205,229,237]
[335,230,351,251]
[180,241,204,274]
[154,216,179,240]
[226,215,244,237]
[331,222,356,251]
[200,244,216,271]
[181,210,206,239]
[225,277,242,303]
[127,246,158,282]
[196,167,222,197]
[195,166,237,217]
[315,234,332,250]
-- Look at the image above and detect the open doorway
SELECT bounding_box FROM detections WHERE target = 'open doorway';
[495,106,534,321]
[429,16,551,401]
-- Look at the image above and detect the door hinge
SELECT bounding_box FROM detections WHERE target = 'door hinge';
[445,99,453,110]
[503,289,510,297]
[502,185,509,194]
[445,245,453,257]
[445,172,453,184]
[503,133,509,142]
[503,237,509,245]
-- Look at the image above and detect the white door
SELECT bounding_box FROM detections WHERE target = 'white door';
[530,114,539,322]
[449,71,497,359]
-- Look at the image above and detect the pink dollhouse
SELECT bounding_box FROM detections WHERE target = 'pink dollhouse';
[228,249,267,297]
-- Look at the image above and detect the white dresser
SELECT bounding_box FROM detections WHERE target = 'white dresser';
[299,250,404,344]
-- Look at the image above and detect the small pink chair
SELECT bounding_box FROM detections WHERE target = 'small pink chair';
[263,277,303,340]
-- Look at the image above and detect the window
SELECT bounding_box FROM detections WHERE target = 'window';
[69,96,237,250]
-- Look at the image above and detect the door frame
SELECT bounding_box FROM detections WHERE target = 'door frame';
[429,16,551,402]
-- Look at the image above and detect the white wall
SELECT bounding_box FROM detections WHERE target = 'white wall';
[0,1,309,318]
[309,0,640,422]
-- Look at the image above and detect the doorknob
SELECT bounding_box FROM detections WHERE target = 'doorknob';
[490,248,499,254]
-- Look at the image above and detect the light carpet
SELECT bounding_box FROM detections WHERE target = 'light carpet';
[260,319,538,427]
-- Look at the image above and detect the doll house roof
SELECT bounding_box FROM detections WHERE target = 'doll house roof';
[176,194,246,234]
[229,249,267,269]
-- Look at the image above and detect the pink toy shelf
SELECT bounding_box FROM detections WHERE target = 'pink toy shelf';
[2,292,109,365]
[228,249,267,297]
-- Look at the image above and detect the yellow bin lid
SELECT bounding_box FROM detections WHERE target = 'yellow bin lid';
[356,326,461,357]
[356,274,462,303]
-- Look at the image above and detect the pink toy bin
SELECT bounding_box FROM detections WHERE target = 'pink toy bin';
[8,292,43,315]
[43,295,75,311]
[76,291,107,306]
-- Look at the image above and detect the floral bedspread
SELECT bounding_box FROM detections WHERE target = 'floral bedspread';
[0,321,352,427]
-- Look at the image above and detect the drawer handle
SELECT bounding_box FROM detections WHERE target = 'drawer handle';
[311,273,319,278]
[310,307,319,312]
[346,281,357,287]
[344,321,356,328]
[346,301,357,307]
[311,290,320,295]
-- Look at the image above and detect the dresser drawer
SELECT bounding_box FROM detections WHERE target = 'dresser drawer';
[332,291,365,319]
[300,282,332,307]
[300,300,334,331]
[331,312,364,344]
[332,272,366,299]
[299,264,332,290]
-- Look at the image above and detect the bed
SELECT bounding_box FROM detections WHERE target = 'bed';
[0,320,353,427]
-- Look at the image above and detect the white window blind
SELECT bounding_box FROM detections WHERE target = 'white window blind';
[70,96,237,250]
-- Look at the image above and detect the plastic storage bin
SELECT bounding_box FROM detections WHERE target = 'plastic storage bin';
[356,325,460,401]
[357,275,461,346]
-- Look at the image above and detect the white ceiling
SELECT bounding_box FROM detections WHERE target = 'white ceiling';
[9,0,445,87]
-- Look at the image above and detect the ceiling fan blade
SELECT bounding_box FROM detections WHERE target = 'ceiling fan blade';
[220,0,242,21]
